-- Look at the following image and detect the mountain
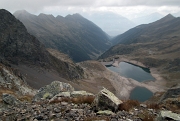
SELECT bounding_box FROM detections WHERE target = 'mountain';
[83,12,136,36]
[14,10,111,62]
[99,14,180,86]
[0,9,84,88]
[112,14,176,45]
[132,12,163,25]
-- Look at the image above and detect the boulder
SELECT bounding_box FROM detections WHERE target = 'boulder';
[49,92,71,103]
[33,81,74,101]
[71,91,94,97]
[157,111,180,121]
[92,88,122,112]
[2,93,21,105]
[97,110,115,115]
[71,91,95,104]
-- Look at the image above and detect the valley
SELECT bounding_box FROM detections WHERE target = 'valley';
[13,10,111,62]
[0,8,180,120]
[100,14,180,89]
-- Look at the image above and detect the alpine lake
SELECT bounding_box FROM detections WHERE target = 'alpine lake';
[106,62,154,102]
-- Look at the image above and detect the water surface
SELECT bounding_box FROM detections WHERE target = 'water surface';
[105,62,154,101]
[130,87,153,102]
[106,62,155,82]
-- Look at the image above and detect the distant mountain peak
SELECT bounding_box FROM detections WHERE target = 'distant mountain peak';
[65,13,83,19]
[158,13,175,23]
[38,13,55,18]
[13,10,35,19]
[14,10,31,16]
[164,13,175,18]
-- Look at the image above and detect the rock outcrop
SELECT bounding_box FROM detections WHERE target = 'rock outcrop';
[2,93,21,105]
[157,111,180,121]
[92,88,123,112]
[49,90,95,104]
[0,63,36,95]
[33,81,74,101]
[160,87,180,101]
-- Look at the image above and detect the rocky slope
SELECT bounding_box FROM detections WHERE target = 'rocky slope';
[0,63,36,96]
[0,81,179,121]
[0,9,84,89]
[14,10,111,62]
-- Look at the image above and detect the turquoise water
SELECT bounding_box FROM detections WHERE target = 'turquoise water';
[130,87,153,102]
[106,62,154,101]
[106,62,155,82]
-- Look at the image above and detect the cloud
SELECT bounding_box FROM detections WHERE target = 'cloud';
[0,0,180,18]
[100,0,180,7]
[1,0,180,11]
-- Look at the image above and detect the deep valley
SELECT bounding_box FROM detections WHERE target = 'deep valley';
[0,8,180,121]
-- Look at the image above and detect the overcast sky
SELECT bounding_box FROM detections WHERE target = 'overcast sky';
[1,0,180,19]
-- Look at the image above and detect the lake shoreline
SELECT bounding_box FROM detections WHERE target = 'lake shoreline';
[101,58,166,101]
[102,58,166,86]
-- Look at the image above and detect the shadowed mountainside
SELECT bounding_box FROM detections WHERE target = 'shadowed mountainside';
[14,10,111,62]
[0,9,84,85]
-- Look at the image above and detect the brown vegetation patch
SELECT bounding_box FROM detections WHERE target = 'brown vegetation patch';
[0,88,15,96]
[160,97,180,113]
[146,103,160,110]
[71,96,95,104]
[119,100,140,111]
[18,94,34,102]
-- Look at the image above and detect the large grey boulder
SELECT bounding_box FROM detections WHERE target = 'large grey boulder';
[2,93,21,105]
[49,91,95,104]
[157,111,180,121]
[92,88,122,112]
[34,81,74,101]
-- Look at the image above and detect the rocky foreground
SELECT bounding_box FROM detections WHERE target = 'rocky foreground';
[0,81,180,121]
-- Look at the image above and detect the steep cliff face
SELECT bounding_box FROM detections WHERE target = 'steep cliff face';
[0,9,84,85]
[0,9,49,65]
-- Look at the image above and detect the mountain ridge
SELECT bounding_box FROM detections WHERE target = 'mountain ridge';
[14,10,111,62]
[112,14,177,45]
